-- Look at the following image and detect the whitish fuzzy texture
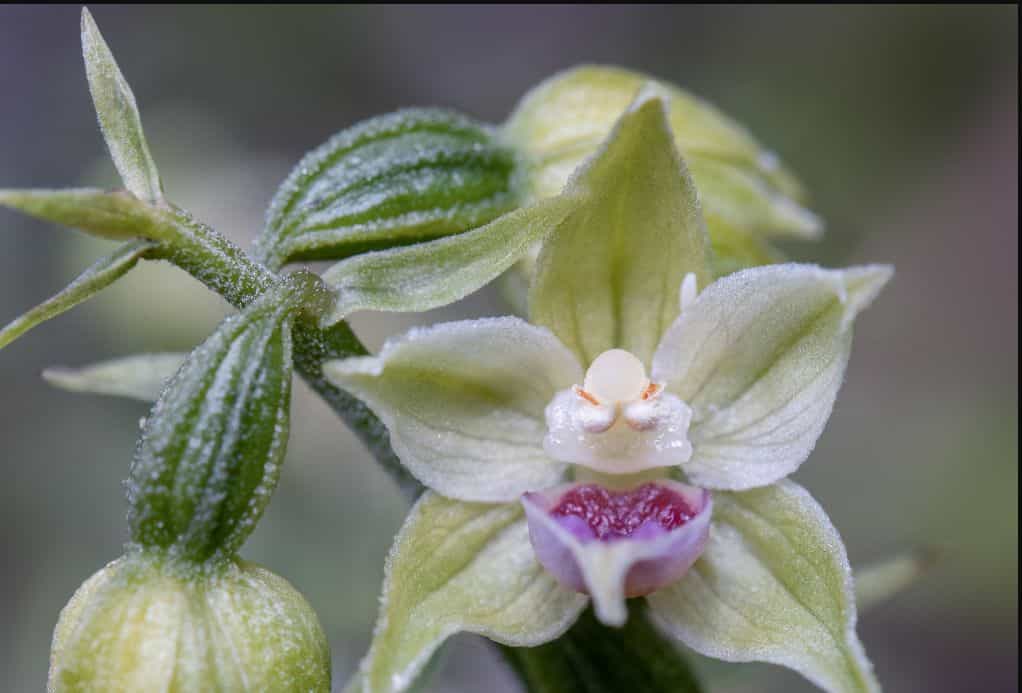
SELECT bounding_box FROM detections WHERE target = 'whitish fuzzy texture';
[48,554,330,692]
[320,194,578,324]
[648,481,879,693]
[43,352,186,402]
[522,481,711,626]
[324,317,582,502]
[653,263,893,491]
[528,90,712,367]
[346,492,587,693]
[81,9,163,203]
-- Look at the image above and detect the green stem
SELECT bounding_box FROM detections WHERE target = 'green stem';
[502,603,703,693]
[151,207,424,500]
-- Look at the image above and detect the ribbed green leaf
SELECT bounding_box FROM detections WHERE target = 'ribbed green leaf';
[0,240,155,351]
[258,109,522,269]
[126,284,299,564]
[502,603,703,693]
[81,8,163,203]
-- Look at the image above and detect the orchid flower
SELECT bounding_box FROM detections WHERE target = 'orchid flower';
[325,90,889,693]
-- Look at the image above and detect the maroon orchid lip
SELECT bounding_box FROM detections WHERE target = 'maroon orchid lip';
[521,480,712,626]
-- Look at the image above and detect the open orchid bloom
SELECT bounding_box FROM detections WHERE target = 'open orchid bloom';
[326,90,889,693]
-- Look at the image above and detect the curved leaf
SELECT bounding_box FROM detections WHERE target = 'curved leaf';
[259,109,521,269]
[0,240,154,351]
[648,481,879,693]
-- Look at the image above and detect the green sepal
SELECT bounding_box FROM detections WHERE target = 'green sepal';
[529,88,711,366]
[0,240,155,351]
[126,277,307,564]
[344,492,586,693]
[258,109,522,270]
[81,8,163,203]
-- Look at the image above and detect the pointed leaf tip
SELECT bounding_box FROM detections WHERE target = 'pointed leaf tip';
[81,7,163,203]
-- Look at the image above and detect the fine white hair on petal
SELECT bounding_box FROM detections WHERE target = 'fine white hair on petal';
[650,263,892,491]
[324,316,583,503]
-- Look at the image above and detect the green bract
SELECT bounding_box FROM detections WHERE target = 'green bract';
[0,240,155,352]
[81,8,163,203]
[319,194,579,324]
[49,554,330,692]
[257,109,522,270]
[325,90,889,693]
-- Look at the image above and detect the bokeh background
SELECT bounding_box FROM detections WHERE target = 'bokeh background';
[1,5,1016,691]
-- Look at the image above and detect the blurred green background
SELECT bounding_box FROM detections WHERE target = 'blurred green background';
[1,5,1016,692]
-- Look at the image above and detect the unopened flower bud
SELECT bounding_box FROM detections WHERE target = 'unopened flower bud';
[48,553,330,692]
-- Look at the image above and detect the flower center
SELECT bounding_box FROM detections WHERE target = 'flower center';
[543,348,694,474]
[550,483,696,542]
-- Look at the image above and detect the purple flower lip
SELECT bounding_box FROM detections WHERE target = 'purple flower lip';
[522,480,712,609]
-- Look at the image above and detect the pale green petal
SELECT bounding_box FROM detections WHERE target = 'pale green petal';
[81,9,163,203]
[348,492,587,693]
[529,90,711,366]
[43,353,186,401]
[0,240,154,351]
[320,194,578,324]
[648,481,879,693]
[687,158,822,240]
[323,317,581,502]
[652,264,892,490]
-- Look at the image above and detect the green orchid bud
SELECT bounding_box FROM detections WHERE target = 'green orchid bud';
[48,553,330,692]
